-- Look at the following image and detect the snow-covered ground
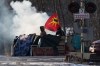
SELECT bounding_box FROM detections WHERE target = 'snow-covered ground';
[0,56,97,66]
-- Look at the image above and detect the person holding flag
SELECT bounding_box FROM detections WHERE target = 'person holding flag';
[56,27,65,36]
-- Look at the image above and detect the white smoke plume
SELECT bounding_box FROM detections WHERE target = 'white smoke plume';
[0,0,14,55]
[10,0,49,36]
[0,0,56,55]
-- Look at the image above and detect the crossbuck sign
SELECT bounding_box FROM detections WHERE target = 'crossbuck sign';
[74,8,90,19]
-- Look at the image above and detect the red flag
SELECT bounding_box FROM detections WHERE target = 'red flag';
[45,13,60,31]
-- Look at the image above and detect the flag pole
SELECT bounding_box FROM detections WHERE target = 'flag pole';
[58,0,66,34]
[54,0,66,34]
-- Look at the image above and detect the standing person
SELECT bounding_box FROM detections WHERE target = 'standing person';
[56,27,65,55]
[40,26,46,37]
[40,26,47,47]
